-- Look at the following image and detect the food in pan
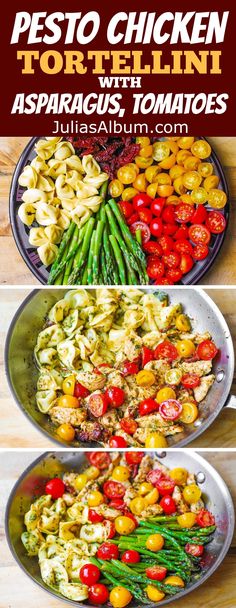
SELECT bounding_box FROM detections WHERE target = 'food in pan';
[16,136,228,285]
[34,288,218,446]
[21,452,216,604]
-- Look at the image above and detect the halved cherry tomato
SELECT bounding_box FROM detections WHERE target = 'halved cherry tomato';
[174,225,189,240]
[133,192,152,210]
[122,360,140,376]
[138,208,152,224]
[180,253,194,274]
[105,386,125,408]
[104,520,116,539]
[147,257,165,280]
[162,205,176,223]
[88,584,109,605]
[143,241,162,256]
[97,542,119,560]
[159,495,177,514]
[151,198,166,216]
[163,251,181,269]
[74,382,90,399]
[119,201,133,219]
[125,452,144,465]
[175,204,194,223]
[174,239,193,256]
[130,221,150,244]
[127,212,139,225]
[158,235,174,253]
[181,374,200,389]
[145,565,167,581]
[154,340,178,361]
[206,211,226,234]
[146,469,163,485]
[80,564,100,585]
[88,509,104,523]
[189,224,211,245]
[159,399,182,421]
[191,205,208,224]
[139,398,159,417]
[120,418,138,435]
[88,393,108,417]
[192,243,209,260]
[150,218,163,237]
[165,268,183,283]
[109,436,127,447]
[196,509,215,527]
[87,453,111,470]
[142,346,154,367]
[196,339,218,360]
[103,480,126,499]
[185,543,204,557]
[109,498,125,510]
[45,478,65,499]
[155,476,175,496]
[122,550,140,564]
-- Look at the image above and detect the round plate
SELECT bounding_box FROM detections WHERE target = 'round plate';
[9,137,230,285]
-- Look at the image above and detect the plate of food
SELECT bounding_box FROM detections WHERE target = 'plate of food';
[6,450,235,606]
[9,136,229,285]
[5,287,235,448]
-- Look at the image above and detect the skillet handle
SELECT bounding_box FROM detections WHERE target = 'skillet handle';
[224,394,236,410]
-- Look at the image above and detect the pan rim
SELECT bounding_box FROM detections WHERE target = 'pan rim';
[5,449,235,607]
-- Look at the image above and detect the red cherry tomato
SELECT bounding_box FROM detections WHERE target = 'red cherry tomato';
[175,203,194,223]
[88,393,108,418]
[143,241,162,256]
[185,543,204,557]
[139,398,159,417]
[181,374,200,389]
[122,360,140,376]
[189,224,211,245]
[154,277,172,285]
[105,386,125,408]
[74,382,90,398]
[147,256,165,280]
[80,564,100,585]
[88,584,109,605]
[138,208,152,224]
[150,218,163,237]
[45,478,65,499]
[192,243,209,260]
[155,476,175,496]
[191,206,208,224]
[109,435,127,448]
[109,498,125,510]
[180,253,194,274]
[196,509,215,527]
[159,399,182,421]
[104,520,116,539]
[151,198,166,217]
[158,235,174,253]
[125,452,144,465]
[163,251,181,269]
[165,267,183,283]
[88,509,104,523]
[196,339,218,360]
[130,221,150,244]
[97,542,119,560]
[162,205,176,223]
[119,201,133,219]
[174,239,194,256]
[159,495,177,515]
[154,340,178,361]
[145,565,167,581]
[174,225,189,240]
[146,469,164,485]
[133,192,152,210]
[87,453,111,470]
[103,480,126,499]
[122,550,140,564]
[127,212,139,226]
[142,346,154,367]
[120,417,138,435]
[162,223,178,236]
[206,210,226,234]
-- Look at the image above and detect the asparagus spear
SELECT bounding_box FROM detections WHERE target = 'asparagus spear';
[87,230,96,285]
[67,217,95,285]
[108,198,147,270]
[63,224,80,284]
[109,235,127,285]
[92,220,105,284]
[47,221,75,283]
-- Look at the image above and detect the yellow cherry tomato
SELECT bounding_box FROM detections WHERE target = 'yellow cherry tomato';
[57,395,80,408]
[74,473,88,491]
[177,512,197,528]
[117,165,138,184]
[136,370,156,387]
[62,375,75,396]
[175,314,191,332]
[110,587,132,608]
[183,484,202,504]
[109,179,124,198]
[181,193,193,204]
[176,149,191,165]
[178,137,195,150]
[144,487,159,505]
[145,585,165,602]
[157,184,174,197]
[87,490,104,507]
[135,156,153,169]
[146,534,164,552]
[198,162,213,177]
[158,153,176,170]
[169,165,186,180]
[166,195,180,205]
[169,467,188,485]
[182,171,202,190]
[168,140,179,155]
[112,466,130,482]
[173,176,186,195]
[165,369,182,386]
[122,187,138,201]
[56,423,75,442]
[191,187,208,205]
[176,339,195,358]
[203,175,220,191]
[146,183,158,198]
[156,387,176,402]
[184,155,201,171]
[145,433,168,448]
[191,140,211,159]
[155,172,172,185]
[164,575,184,587]
[133,173,148,192]
[138,482,154,496]
[145,165,161,183]
[139,144,153,158]
[179,402,199,424]
[115,516,136,535]
[136,136,151,147]
[208,188,227,209]
[85,466,100,480]
[152,141,170,161]
[130,496,146,515]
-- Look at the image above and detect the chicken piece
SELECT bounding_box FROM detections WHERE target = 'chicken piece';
[193,374,215,402]
[172,486,189,513]
[190,499,205,513]
[136,412,181,431]
[116,429,143,447]
[158,303,182,330]
[134,422,183,444]
[94,504,121,519]
[76,421,109,444]
[50,406,87,427]
[133,455,154,483]
[99,410,119,431]
[180,360,212,377]
[142,331,161,349]
[75,371,107,391]
[177,389,195,403]
[123,486,137,506]
[141,504,163,518]
[144,360,170,383]
[186,473,196,485]
[76,481,99,503]
[106,370,128,390]
[137,383,159,401]
[62,493,76,507]
[123,334,143,361]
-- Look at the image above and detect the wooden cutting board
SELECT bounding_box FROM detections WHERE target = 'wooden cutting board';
[0,137,235,285]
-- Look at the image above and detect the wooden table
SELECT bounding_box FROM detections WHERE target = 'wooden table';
[0,288,236,448]
[0,451,235,608]
[0,137,236,285]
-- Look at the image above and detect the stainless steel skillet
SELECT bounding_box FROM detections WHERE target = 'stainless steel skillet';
[4,287,236,447]
[5,450,235,606]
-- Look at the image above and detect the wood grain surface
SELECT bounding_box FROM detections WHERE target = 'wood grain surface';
[0,287,236,448]
[0,450,235,608]
[0,137,235,285]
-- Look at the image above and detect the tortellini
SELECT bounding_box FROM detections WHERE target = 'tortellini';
[17,137,108,268]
